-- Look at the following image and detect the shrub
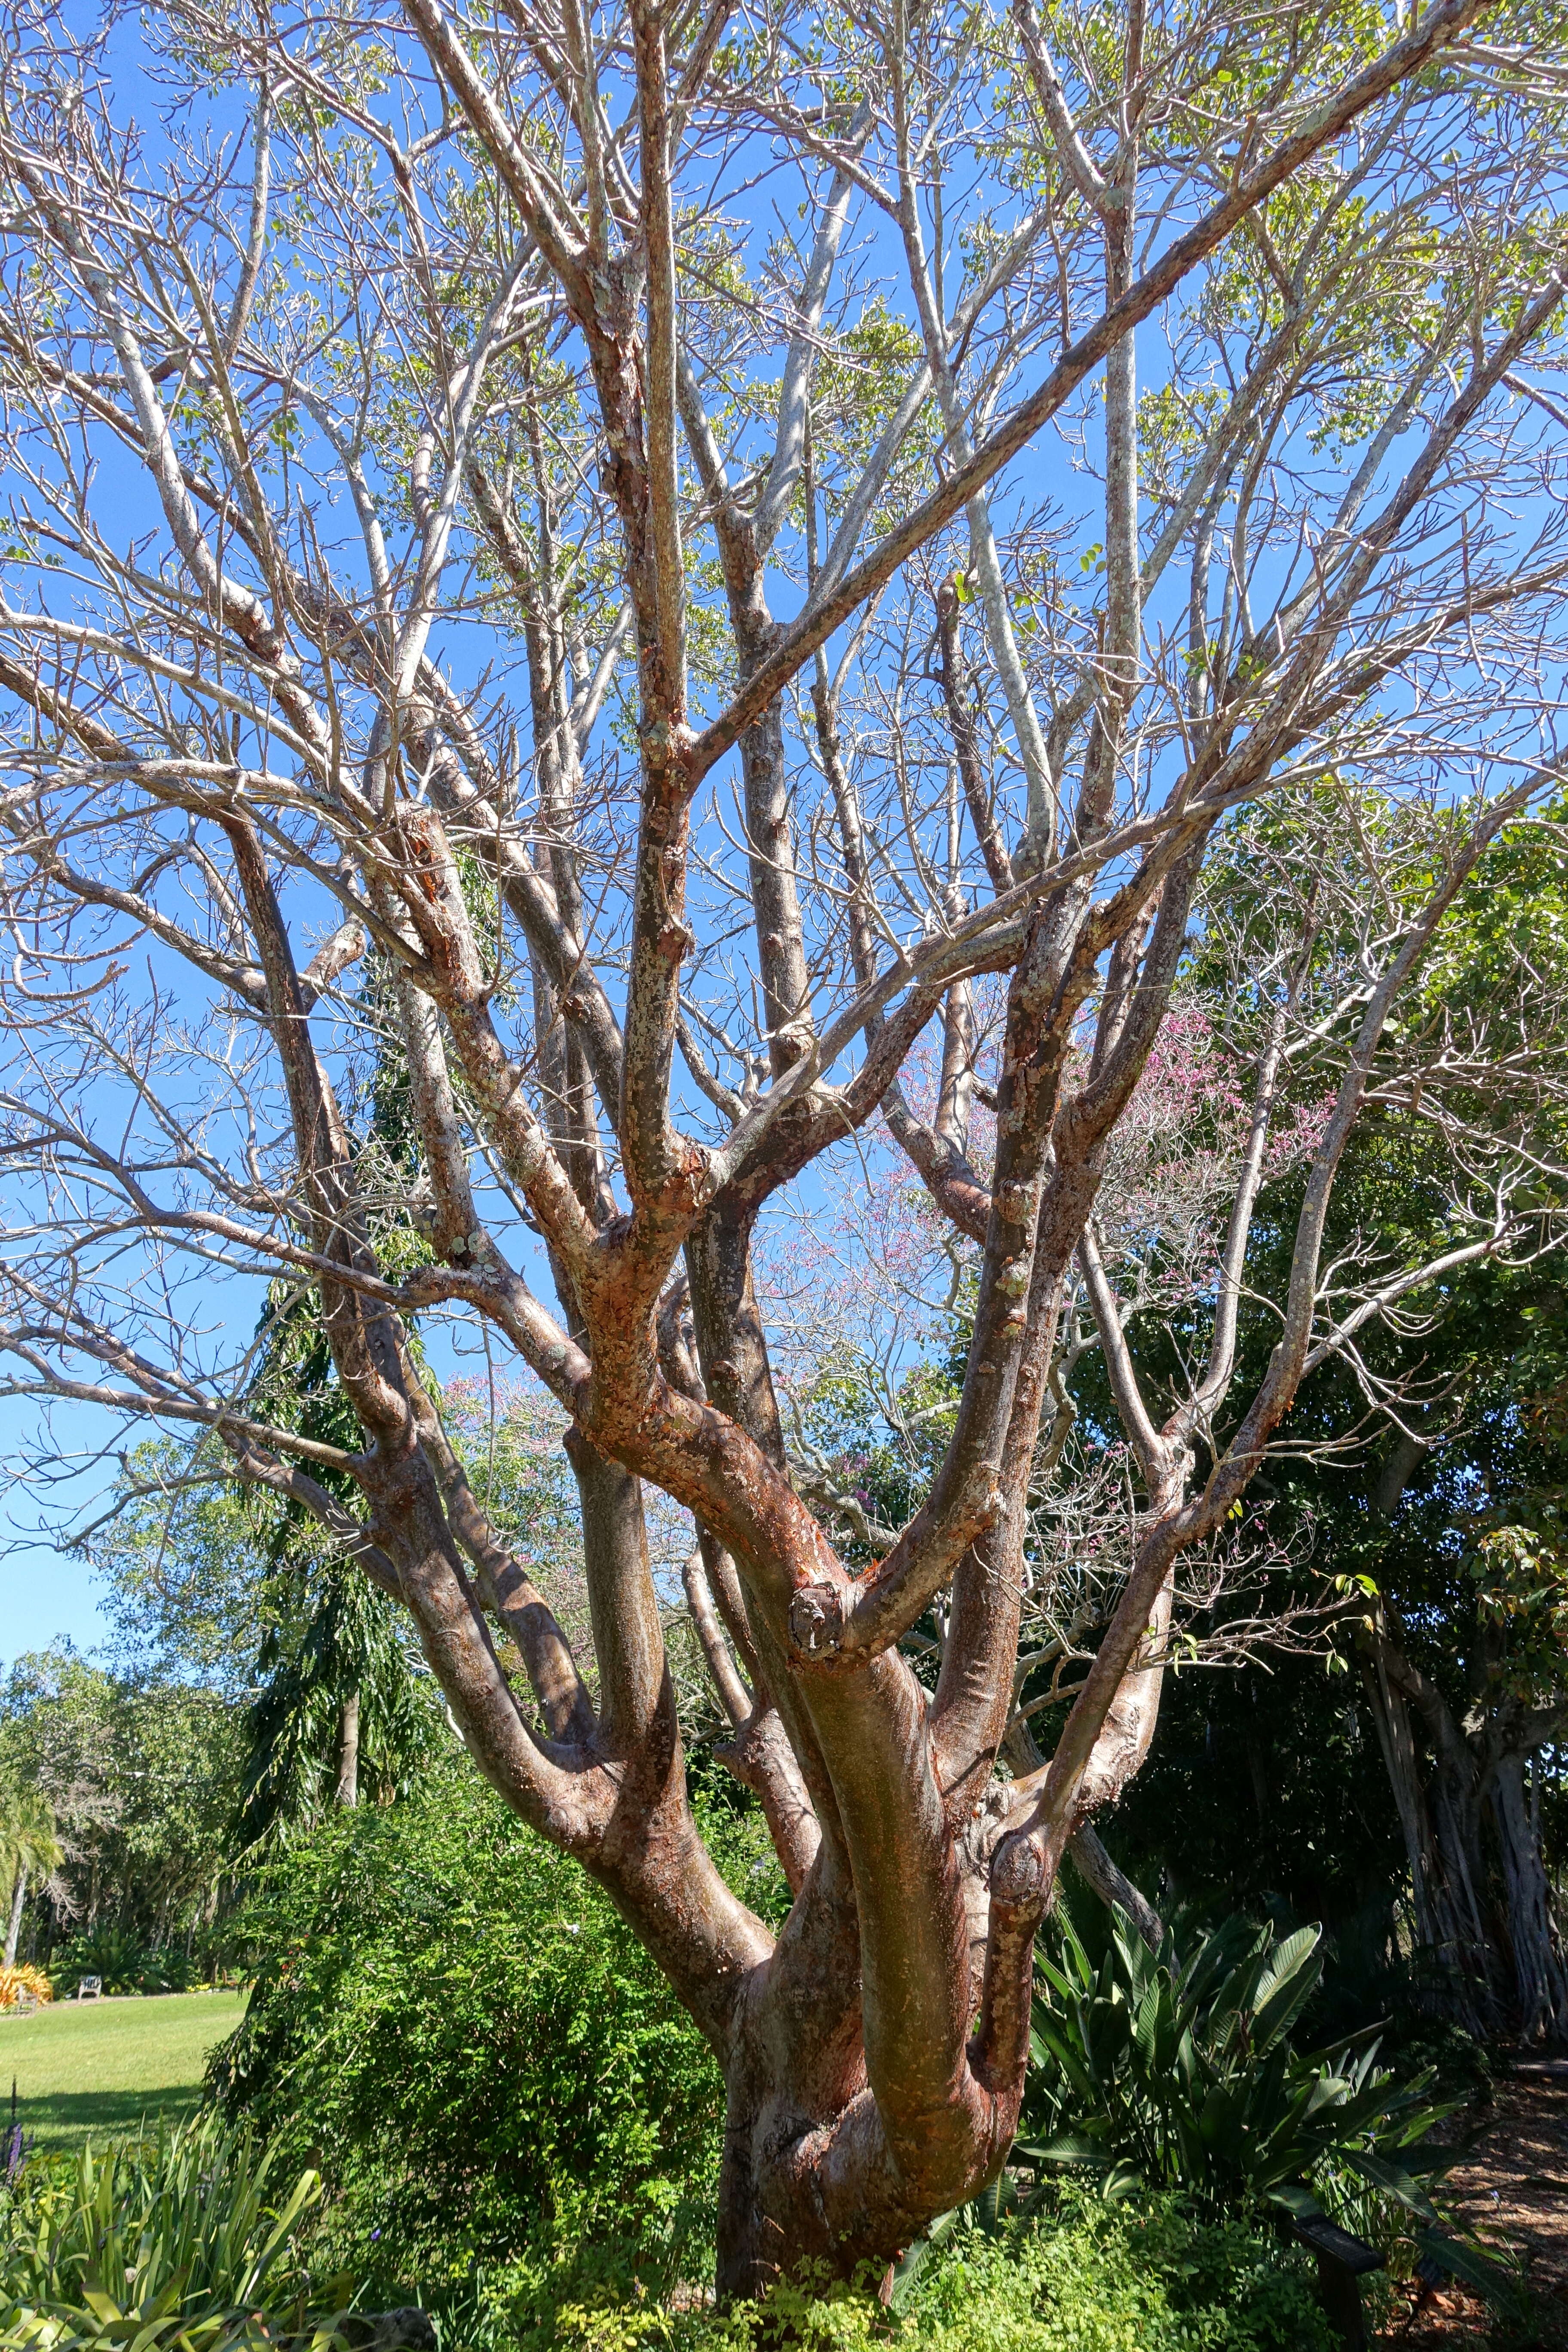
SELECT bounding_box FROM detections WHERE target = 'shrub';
[136,1948,200,1995]
[1019,1899,1525,2309]
[0,1970,50,2012]
[208,1759,765,2318]
[1023,1901,1455,2222]
[48,1938,203,2000]
[0,2111,328,2351]
[48,1931,147,2000]
[551,2190,1338,2352]
[891,2193,1338,2352]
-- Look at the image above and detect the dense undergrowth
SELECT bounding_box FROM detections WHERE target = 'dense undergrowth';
[0,1766,1526,2350]
[0,2125,1339,2352]
[202,1759,781,2315]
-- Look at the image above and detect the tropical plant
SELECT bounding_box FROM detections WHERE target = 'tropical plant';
[49,1930,147,2000]
[0,1966,51,2011]
[1023,1904,1457,2234]
[0,2113,327,2352]
[0,1779,61,1973]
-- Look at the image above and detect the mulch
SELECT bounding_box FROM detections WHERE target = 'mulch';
[1377,2062,1568,2349]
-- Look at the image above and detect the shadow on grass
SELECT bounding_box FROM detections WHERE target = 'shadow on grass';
[14,2086,202,2151]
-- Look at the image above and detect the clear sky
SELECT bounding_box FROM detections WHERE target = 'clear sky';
[0,1539,108,1664]
[0,1395,116,1665]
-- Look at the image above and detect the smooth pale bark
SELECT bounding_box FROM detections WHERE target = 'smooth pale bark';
[335,1693,361,1810]
[4,1868,24,1970]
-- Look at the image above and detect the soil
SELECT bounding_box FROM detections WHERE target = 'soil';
[1377,2061,1568,2349]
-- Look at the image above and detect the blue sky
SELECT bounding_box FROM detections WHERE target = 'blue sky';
[0,4,1560,1686]
[0,1531,107,1661]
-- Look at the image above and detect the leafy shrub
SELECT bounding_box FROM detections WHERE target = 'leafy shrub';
[46,1930,190,2000]
[892,2193,1337,2352]
[49,1930,201,2000]
[138,1948,200,1995]
[1023,1901,1455,2228]
[208,1759,766,2318]
[48,1930,140,1999]
[0,2111,328,2350]
[551,2189,1337,2352]
[0,1969,50,2012]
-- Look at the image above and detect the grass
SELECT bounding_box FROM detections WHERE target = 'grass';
[0,1988,248,2155]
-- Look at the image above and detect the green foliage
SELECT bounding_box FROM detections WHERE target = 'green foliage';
[235,1572,438,1852]
[0,1651,241,1964]
[1023,1903,1454,2228]
[0,1776,60,1929]
[0,2111,327,2351]
[89,1443,268,1697]
[49,1931,198,2000]
[1470,1507,1568,1709]
[207,1761,740,2324]
[554,2189,1335,2352]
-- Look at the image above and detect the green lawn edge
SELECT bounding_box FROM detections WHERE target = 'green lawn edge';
[0,1987,248,2154]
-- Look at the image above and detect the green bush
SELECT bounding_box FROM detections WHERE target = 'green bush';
[46,1929,200,2000]
[208,1761,768,2320]
[892,2194,1337,2352]
[0,2111,327,2351]
[1024,1901,1454,2223]
[49,1930,144,2000]
[552,2190,1337,2352]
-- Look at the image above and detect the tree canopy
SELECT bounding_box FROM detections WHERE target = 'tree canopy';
[0,0,1564,2291]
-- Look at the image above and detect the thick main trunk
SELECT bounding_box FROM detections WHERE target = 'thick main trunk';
[711,1838,1025,2300]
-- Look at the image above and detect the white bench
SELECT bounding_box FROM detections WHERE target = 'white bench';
[76,1975,102,2002]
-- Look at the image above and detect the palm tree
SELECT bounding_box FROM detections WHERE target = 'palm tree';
[0,1777,62,1967]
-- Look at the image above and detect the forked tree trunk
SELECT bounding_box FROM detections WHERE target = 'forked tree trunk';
[0,0,1513,2291]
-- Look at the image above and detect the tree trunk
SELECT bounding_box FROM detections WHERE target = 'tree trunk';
[1369,1655,1505,2030]
[3,1866,25,1969]
[1491,1751,1568,2045]
[1068,1824,1164,1949]
[1361,1651,1444,1958]
[1361,1632,1568,2040]
[336,1691,361,1809]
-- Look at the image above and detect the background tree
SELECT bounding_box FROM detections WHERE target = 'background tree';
[0,1649,240,1971]
[0,0,1564,2293]
[0,1770,60,1969]
[1087,798,1568,2040]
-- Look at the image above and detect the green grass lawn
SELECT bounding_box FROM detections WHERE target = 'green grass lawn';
[0,1989,248,2155]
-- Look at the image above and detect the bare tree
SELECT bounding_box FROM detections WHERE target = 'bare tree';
[0,0,1563,2289]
